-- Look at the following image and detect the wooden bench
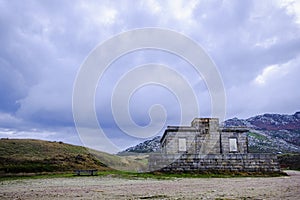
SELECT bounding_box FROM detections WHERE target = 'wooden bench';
[74,169,98,176]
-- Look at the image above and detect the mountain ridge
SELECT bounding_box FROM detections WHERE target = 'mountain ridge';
[121,111,300,154]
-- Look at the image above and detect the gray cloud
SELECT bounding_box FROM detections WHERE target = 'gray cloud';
[0,0,299,152]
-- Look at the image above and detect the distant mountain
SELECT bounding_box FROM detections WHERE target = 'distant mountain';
[120,112,300,154]
[225,111,300,131]
[225,112,300,153]
[120,136,161,154]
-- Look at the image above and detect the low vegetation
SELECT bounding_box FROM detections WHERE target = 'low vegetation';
[89,149,148,172]
[0,138,110,174]
[0,138,146,176]
[278,153,300,170]
[0,168,287,182]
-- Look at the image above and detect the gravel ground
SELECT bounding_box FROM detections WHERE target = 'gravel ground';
[0,170,299,200]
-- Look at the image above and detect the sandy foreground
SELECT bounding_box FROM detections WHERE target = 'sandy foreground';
[0,171,299,200]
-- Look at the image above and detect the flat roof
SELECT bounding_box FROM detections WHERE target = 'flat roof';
[160,126,198,143]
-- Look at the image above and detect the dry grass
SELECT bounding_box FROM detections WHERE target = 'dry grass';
[0,138,147,175]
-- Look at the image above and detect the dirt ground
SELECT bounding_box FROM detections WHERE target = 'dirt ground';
[0,170,299,200]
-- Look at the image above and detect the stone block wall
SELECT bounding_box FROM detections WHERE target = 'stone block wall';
[149,153,281,173]
[220,130,248,154]
[161,129,198,154]
[197,130,221,154]
[191,118,219,132]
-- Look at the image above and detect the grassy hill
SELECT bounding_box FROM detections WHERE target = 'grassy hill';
[0,138,147,175]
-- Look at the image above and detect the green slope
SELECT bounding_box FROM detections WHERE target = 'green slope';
[0,138,147,175]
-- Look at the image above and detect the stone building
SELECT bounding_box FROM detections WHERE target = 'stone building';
[149,118,280,173]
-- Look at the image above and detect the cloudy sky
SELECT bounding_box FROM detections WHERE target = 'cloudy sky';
[0,0,300,153]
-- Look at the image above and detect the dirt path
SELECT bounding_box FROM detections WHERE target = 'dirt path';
[0,171,299,200]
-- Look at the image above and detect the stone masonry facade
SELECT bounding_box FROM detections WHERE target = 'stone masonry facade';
[149,118,280,173]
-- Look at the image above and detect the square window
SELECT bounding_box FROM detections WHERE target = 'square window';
[178,138,187,152]
[229,138,238,152]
